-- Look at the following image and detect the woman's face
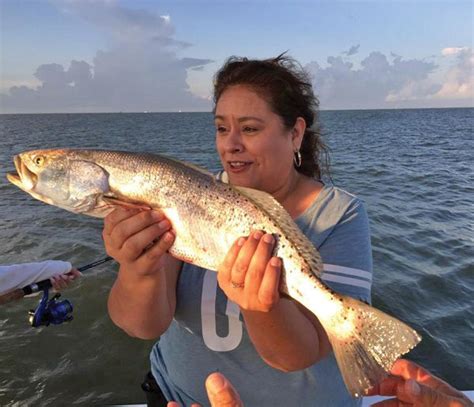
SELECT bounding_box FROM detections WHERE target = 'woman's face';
[215,85,302,194]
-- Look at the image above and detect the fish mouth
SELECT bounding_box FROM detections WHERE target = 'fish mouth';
[6,155,37,191]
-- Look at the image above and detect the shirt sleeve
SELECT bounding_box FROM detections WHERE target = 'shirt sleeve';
[0,260,72,295]
[318,199,373,303]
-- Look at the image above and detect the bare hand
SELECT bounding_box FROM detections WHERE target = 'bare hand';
[50,268,82,291]
[217,230,281,312]
[167,372,243,407]
[102,208,175,276]
[367,359,472,407]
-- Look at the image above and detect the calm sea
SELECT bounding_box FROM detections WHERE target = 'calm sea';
[0,109,473,405]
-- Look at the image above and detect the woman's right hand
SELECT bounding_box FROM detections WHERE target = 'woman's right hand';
[103,207,175,277]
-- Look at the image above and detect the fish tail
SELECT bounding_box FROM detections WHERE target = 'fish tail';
[320,296,421,397]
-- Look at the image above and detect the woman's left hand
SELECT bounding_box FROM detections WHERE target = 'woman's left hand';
[217,230,281,312]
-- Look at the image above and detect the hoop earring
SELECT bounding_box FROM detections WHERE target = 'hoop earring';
[293,150,302,168]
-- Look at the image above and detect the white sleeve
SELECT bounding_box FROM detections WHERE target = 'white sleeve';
[0,261,72,295]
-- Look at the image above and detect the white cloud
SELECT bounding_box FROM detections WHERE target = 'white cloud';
[0,78,42,94]
[434,47,473,100]
[306,51,440,109]
[342,44,360,57]
[441,47,469,56]
[1,0,213,113]
[305,47,473,109]
[386,79,440,102]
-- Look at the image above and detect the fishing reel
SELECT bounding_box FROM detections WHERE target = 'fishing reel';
[28,288,73,328]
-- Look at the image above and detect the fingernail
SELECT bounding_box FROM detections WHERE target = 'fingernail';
[158,220,170,229]
[270,257,281,267]
[151,211,163,220]
[263,234,274,244]
[164,232,174,242]
[209,373,226,393]
[237,237,246,246]
[253,231,263,240]
[406,379,420,396]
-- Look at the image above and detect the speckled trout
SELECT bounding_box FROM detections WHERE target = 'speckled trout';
[7,148,421,396]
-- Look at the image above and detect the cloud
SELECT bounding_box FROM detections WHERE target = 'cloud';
[161,15,171,24]
[434,47,473,100]
[181,58,212,70]
[57,0,176,45]
[306,51,440,109]
[342,44,360,56]
[441,47,469,56]
[0,0,213,113]
[305,47,473,109]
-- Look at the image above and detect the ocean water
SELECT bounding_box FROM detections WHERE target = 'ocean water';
[0,108,472,405]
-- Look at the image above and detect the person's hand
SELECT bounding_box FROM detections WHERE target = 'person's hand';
[50,268,82,291]
[217,230,281,312]
[102,208,175,276]
[367,359,473,407]
[167,372,243,407]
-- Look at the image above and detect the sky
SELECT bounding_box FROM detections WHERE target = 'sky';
[0,0,473,113]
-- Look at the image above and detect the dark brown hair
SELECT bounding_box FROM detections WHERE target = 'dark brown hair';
[213,53,330,180]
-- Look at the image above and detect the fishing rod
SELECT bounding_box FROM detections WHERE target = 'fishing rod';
[24,256,113,296]
[0,256,114,327]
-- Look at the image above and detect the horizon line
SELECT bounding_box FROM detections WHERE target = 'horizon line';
[1,106,473,115]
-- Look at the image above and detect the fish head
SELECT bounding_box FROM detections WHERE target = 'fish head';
[7,149,111,216]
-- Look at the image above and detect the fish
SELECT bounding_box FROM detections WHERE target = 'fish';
[7,148,421,396]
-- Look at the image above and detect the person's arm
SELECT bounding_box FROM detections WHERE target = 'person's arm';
[217,231,331,372]
[367,359,473,407]
[0,260,73,295]
[104,208,182,339]
[242,297,330,371]
[217,197,372,372]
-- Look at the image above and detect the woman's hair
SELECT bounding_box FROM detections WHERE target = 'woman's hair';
[213,53,330,180]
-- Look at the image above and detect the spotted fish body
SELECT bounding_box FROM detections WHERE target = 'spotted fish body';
[7,149,421,396]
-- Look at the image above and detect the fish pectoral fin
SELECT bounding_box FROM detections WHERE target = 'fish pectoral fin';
[101,196,152,211]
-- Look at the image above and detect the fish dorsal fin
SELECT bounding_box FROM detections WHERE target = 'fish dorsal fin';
[162,155,214,178]
[234,186,323,277]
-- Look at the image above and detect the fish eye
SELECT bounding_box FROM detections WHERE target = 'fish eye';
[33,155,45,167]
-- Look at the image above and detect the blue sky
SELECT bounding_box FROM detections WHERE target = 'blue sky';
[1,0,473,112]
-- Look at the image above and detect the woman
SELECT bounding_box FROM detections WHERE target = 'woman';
[104,55,372,406]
